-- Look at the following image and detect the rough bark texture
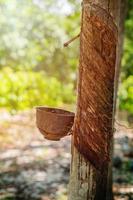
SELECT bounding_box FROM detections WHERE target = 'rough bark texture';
[74,3,118,171]
[68,0,127,200]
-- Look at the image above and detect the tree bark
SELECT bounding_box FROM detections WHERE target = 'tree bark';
[68,1,127,200]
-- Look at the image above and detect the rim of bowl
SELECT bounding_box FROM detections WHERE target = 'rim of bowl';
[36,106,75,117]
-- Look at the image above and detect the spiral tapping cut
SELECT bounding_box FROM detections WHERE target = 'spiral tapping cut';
[73,4,118,171]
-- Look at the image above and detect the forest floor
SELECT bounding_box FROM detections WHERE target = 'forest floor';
[0,109,133,200]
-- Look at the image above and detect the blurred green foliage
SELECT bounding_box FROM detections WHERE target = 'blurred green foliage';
[0,0,79,112]
[0,0,80,82]
[119,0,133,115]
[0,68,75,112]
[0,0,132,115]
[119,75,133,114]
[122,0,133,78]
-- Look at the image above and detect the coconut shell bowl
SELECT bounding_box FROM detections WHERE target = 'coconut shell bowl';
[36,107,75,141]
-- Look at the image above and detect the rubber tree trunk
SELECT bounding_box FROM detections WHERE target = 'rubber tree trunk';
[68,1,127,200]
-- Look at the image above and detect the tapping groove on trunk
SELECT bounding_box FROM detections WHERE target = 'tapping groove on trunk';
[74,3,118,171]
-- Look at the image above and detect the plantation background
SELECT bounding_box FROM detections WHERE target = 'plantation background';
[0,0,132,119]
[0,1,133,200]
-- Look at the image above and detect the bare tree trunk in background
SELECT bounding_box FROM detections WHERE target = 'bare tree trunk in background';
[68,1,127,200]
[115,0,128,113]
